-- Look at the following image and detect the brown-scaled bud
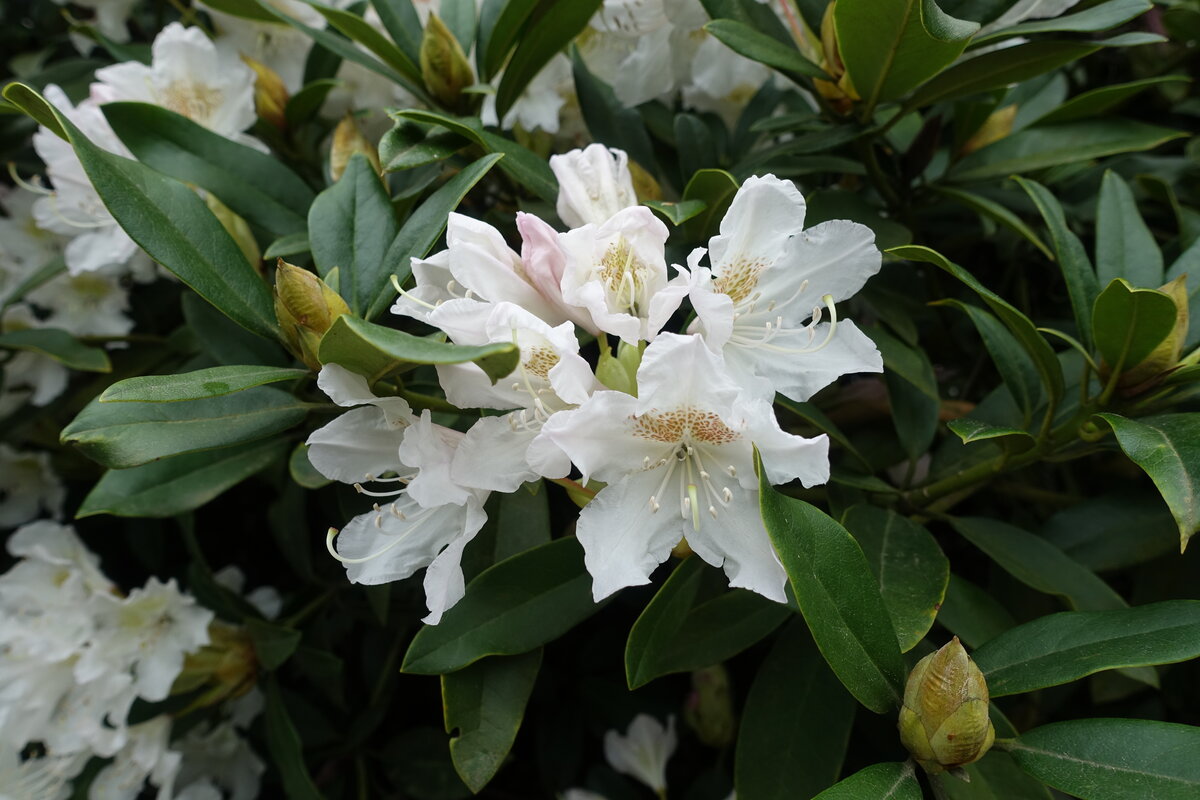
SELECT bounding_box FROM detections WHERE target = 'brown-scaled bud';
[241,54,290,130]
[273,259,350,370]
[898,637,995,774]
[420,13,476,111]
[330,113,382,183]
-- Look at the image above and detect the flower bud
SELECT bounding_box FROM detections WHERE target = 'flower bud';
[330,113,382,183]
[813,2,859,113]
[549,144,639,228]
[241,54,290,130]
[898,637,995,774]
[420,14,476,111]
[683,664,736,747]
[1115,274,1189,394]
[960,104,1016,156]
[204,191,261,272]
[273,259,350,370]
[172,621,258,712]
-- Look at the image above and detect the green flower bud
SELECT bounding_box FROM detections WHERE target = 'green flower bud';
[172,621,258,714]
[420,14,475,112]
[1115,275,1189,395]
[242,54,290,130]
[204,191,261,272]
[683,664,736,747]
[898,637,995,774]
[273,259,350,370]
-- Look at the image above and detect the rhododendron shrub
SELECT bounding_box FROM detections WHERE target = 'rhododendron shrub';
[2,0,1199,797]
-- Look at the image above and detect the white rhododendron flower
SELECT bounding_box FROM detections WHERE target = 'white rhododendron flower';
[0,445,65,528]
[202,0,324,92]
[483,54,574,135]
[688,175,883,402]
[559,206,688,344]
[51,0,139,48]
[0,186,63,300]
[91,23,257,143]
[542,333,829,602]
[549,144,639,228]
[88,716,181,800]
[0,744,87,800]
[1,305,71,412]
[307,365,489,624]
[173,721,266,800]
[603,713,677,794]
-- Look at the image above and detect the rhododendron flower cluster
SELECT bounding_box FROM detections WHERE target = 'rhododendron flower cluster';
[312,144,882,621]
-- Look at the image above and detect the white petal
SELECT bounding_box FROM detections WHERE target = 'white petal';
[683,494,789,604]
[539,392,666,483]
[420,499,488,624]
[399,412,472,507]
[427,297,493,345]
[549,144,638,228]
[576,470,683,601]
[709,175,806,274]
[446,214,563,322]
[739,397,830,489]
[603,714,677,793]
[305,406,406,484]
[760,219,881,317]
[634,333,740,420]
[451,415,540,493]
[316,363,413,426]
[738,318,883,402]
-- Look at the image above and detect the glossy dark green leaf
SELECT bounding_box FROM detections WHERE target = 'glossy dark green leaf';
[931,185,1052,258]
[569,48,657,174]
[1097,413,1200,551]
[3,83,278,340]
[950,517,1125,611]
[441,650,541,793]
[285,79,340,126]
[976,0,1152,43]
[1015,177,1099,352]
[305,0,422,84]
[246,618,303,670]
[265,677,324,800]
[890,245,1065,412]
[100,366,308,403]
[371,0,423,66]
[289,442,331,490]
[936,750,1053,800]
[946,418,1035,448]
[62,387,308,469]
[644,199,708,226]
[1034,75,1192,125]
[380,126,467,172]
[77,438,290,519]
[494,0,603,118]
[1096,170,1164,288]
[812,762,921,800]
[760,465,905,713]
[907,41,1098,109]
[735,620,856,799]
[264,233,311,261]
[1091,279,1176,371]
[834,0,979,109]
[0,328,111,372]
[402,538,601,674]
[102,102,313,239]
[869,326,939,460]
[973,600,1200,696]
[704,19,826,80]
[951,119,1186,182]
[936,573,1017,649]
[478,0,540,81]
[681,169,740,242]
[843,505,949,652]
[372,152,505,318]
[318,315,518,386]
[181,293,289,368]
[309,154,399,317]
[935,299,1041,421]
[1009,718,1200,799]
[1042,492,1179,572]
[625,557,789,689]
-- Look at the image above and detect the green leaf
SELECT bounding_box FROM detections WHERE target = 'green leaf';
[1015,177,1099,352]
[181,292,289,368]
[976,0,1153,43]
[643,199,708,226]
[264,233,312,261]
[936,573,1017,649]
[0,328,111,372]
[704,19,826,80]
[812,762,921,800]
[61,387,308,469]
[289,443,331,490]
[1091,279,1176,371]
[1033,75,1193,126]
[906,41,1098,109]
[950,517,1126,611]
[246,618,303,670]
[494,0,603,119]
[681,169,740,242]
[946,418,1035,447]
[1042,492,1179,572]
[931,185,1052,259]
[569,48,657,175]
[3,83,279,341]
[441,650,541,793]
[936,750,1053,800]
[890,245,1065,413]
[834,0,979,109]
[309,154,399,317]
[1009,718,1200,800]
[395,111,556,205]
[1097,413,1200,551]
[402,538,601,674]
[440,0,478,51]
[973,600,1200,696]
[869,326,940,460]
[1096,170,1164,288]
[843,505,949,652]
[759,463,905,713]
[478,0,540,81]
[624,557,789,689]
[318,315,518,387]
[371,0,423,66]
[776,397,872,471]
[285,79,341,126]
[951,119,1186,182]
[935,299,1041,421]
[100,366,309,403]
[372,151,505,318]
[380,126,467,172]
[102,102,313,239]
[303,0,423,85]
[265,677,324,800]
[735,620,856,799]
[77,438,289,518]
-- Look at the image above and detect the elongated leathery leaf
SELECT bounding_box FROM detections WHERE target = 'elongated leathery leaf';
[974,600,1200,696]
[100,366,309,403]
[812,762,921,800]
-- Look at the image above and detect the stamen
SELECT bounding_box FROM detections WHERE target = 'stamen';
[353,483,407,498]
[686,484,701,530]
[727,465,737,477]
[7,162,54,196]
[390,274,437,310]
